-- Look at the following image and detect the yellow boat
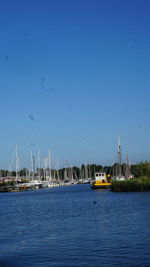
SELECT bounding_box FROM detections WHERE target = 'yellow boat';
[91,172,111,189]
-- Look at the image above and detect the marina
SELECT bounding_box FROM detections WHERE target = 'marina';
[0,133,145,193]
[0,178,80,192]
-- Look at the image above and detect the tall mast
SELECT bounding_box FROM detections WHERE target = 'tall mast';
[64,160,68,180]
[44,156,47,181]
[48,150,52,181]
[31,150,34,180]
[125,150,131,179]
[88,164,91,179]
[70,165,73,181]
[56,158,60,181]
[117,133,122,177]
[16,145,19,179]
[38,150,41,180]
[85,161,88,180]
[38,150,41,169]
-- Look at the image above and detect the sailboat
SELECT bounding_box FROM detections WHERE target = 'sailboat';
[124,150,133,179]
[114,133,125,181]
[26,151,42,189]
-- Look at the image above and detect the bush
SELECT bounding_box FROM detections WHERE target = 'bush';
[111,177,150,192]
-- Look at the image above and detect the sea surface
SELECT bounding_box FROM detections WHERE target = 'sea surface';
[0,184,150,267]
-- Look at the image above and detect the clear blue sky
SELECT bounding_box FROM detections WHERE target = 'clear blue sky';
[0,0,150,170]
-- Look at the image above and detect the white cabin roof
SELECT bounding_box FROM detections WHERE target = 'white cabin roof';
[95,172,106,181]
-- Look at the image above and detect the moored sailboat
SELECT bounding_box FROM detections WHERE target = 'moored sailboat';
[114,133,125,181]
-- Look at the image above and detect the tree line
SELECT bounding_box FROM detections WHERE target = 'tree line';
[0,161,150,180]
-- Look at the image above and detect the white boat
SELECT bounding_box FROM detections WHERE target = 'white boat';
[115,176,125,181]
[114,133,125,181]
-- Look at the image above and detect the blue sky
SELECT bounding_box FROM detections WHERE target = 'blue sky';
[0,0,150,170]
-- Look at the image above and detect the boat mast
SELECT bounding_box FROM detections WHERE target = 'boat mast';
[125,150,131,179]
[56,158,60,181]
[64,160,68,180]
[44,156,47,181]
[70,165,74,182]
[88,164,91,179]
[16,145,19,180]
[31,150,35,180]
[117,133,122,178]
[85,161,88,180]
[48,150,52,182]
[38,150,41,180]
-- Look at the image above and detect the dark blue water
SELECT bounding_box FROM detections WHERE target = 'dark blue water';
[0,185,150,267]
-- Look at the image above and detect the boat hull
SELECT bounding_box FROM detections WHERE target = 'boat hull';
[91,182,111,189]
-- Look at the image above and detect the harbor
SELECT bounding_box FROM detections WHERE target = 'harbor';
[0,0,149,266]
[1,134,150,193]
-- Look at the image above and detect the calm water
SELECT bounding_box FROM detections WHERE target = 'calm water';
[0,184,150,267]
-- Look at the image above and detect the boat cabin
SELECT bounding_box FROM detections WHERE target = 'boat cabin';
[95,172,107,183]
